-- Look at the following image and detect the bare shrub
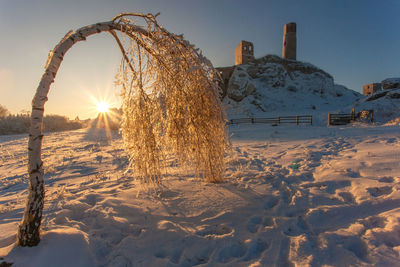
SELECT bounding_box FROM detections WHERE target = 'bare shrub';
[0,114,30,135]
[43,114,83,132]
[0,104,8,117]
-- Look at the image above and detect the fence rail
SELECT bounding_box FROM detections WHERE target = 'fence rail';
[328,113,353,126]
[328,109,373,126]
[228,115,312,125]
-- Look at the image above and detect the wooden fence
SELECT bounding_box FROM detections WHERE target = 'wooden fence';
[328,113,354,126]
[228,115,312,125]
[328,109,373,126]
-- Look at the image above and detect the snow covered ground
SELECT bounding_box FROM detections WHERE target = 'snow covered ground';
[1,123,400,266]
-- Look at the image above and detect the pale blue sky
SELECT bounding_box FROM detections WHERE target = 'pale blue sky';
[1,0,399,119]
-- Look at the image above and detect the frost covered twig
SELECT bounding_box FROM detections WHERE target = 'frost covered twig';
[115,14,228,185]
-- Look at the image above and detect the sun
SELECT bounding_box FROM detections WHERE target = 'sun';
[96,101,110,113]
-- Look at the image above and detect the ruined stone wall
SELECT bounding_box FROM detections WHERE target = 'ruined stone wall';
[235,41,254,65]
[282,22,296,60]
[381,78,400,90]
[363,83,381,96]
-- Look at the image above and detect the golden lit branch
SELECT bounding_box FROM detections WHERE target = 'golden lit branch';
[114,14,228,185]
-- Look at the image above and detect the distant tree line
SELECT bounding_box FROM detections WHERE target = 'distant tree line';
[0,104,85,135]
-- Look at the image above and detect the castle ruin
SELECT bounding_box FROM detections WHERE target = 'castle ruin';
[216,22,297,98]
[235,41,254,65]
[363,83,381,96]
[282,22,297,60]
[362,78,400,95]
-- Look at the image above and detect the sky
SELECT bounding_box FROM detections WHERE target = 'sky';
[1,0,399,119]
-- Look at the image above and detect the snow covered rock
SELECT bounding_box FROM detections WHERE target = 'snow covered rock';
[382,78,400,90]
[227,67,256,101]
[247,55,334,94]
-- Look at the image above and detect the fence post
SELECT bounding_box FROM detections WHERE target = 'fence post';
[371,110,374,122]
[328,114,331,126]
[278,117,280,125]
[251,118,254,124]
[296,116,299,125]
[310,116,312,125]
[351,108,355,121]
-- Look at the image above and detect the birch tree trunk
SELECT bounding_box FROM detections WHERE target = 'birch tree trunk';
[17,20,149,247]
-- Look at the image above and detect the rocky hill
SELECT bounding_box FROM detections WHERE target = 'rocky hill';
[222,55,362,124]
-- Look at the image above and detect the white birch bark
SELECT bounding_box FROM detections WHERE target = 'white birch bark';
[17,20,149,246]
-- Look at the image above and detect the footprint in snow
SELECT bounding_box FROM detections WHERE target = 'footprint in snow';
[81,193,100,206]
[283,224,301,237]
[247,216,275,233]
[283,216,310,237]
[367,186,392,197]
[338,192,356,203]
[157,190,179,200]
[249,158,266,171]
[156,246,212,265]
[346,168,361,178]
[360,216,386,229]
[264,196,280,210]
[129,224,145,237]
[298,172,314,182]
[378,176,394,183]
[241,238,270,262]
[262,217,274,227]
[154,247,183,264]
[196,224,233,238]
[342,236,369,261]
[217,242,247,263]
[246,216,262,233]
[170,247,184,264]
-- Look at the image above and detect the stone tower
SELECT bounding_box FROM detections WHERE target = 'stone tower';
[282,22,296,60]
[235,40,254,65]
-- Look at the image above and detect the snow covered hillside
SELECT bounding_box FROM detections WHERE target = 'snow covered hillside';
[1,124,400,266]
[344,88,400,123]
[222,55,362,124]
[222,56,400,125]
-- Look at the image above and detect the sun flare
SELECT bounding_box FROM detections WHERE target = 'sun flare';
[96,101,109,113]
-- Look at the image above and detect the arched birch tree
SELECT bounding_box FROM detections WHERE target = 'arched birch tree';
[18,13,228,247]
